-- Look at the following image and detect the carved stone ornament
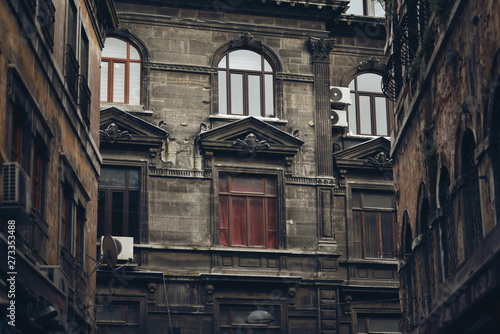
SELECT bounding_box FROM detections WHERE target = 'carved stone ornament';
[358,56,382,71]
[308,36,335,63]
[100,123,132,143]
[232,133,270,153]
[230,32,263,50]
[365,151,393,170]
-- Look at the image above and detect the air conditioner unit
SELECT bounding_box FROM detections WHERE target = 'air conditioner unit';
[329,86,351,108]
[331,109,348,127]
[40,265,69,294]
[2,162,30,210]
[100,236,134,262]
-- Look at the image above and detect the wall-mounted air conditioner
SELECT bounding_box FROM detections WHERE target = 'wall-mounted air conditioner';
[2,162,30,210]
[100,236,134,262]
[329,86,351,109]
[40,265,69,294]
[331,109,348,128]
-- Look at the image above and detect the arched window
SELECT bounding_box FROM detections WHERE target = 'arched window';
[461,129,483,258]
[218,49,275,117]
[438,166,457,277]
[346,0,385,17]
[347,73,389,136]
[101,37,142,105]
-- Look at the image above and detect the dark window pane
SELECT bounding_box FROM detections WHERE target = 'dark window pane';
[249,198,265,246]
[381,213,395,258]
[363,192,393,208]
[352,191,361,207]
[370,316,400,331]
[219,173,229,192]
[231,175,264,193]
[357,314,367,332]
[266,177,277,195]
[129,191,139,242]
[219,195,229,246]
[230,73,244,115]
[353,211,362,258]
[97,190,106,237]
[128,169,140,189]
[248,75,261,117]
[267,198,277,248]
[364,212,378,258]
[231,197,246,245]
[111,192,124,236]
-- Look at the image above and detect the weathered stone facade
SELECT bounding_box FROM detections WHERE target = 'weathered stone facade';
[96,1,400,333]
[386,0,500,333]
[0,0,117,332]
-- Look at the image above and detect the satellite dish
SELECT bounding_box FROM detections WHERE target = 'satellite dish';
[330,87,344,102]
[102,235,118,269]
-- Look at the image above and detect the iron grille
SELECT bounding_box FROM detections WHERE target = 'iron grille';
[65,44,79,100]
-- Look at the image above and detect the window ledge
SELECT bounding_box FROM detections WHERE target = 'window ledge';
[343,259,397,265]
[100,102,153,116]
[343,133,391,140]
[209,114,288,126]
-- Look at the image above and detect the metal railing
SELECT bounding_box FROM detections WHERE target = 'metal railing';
[79,75,91,124]
[65,44,79,100]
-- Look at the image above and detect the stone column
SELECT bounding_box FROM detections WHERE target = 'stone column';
[308,36,335,177]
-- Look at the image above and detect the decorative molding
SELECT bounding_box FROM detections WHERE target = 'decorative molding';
[145,62,215,74]
[150,168,208,178]
[277,73,315,82]
[308,36,335,63]
[284,157,293,177]
[232,133,270,153]
[100,123,132,143]
[365,151,393,171]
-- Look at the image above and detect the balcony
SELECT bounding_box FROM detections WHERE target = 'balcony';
[38,0,55,49]
[79,75,91,124]
[60,246,75,303]
[65,44,79,100]
[74,262,87,317]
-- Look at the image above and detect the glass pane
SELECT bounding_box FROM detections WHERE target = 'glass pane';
[348,93,357,134]
[359,95,372,134]
[230,73,244,115]
[100,62,109,102]
[219,173,229,192]
[228,50,261,71]
[97,191,106,237]
[267,198,277,248]
[363,192,393,208]
[128,169,140,189]
[218,55,227,68]
[352,190,361,207]
[381,213,395,258]
[264,58,272,72]
[98,304,125,321]
[249,198,265,246]
[248,75,261,117]
[374,1,385,17]
[353,211,362,258]
[349,79,355,90]
[129,63,141,105]
[129,191,139,242]
[231,175,264,193]
[127,304,140,323]
[130,45,140,60]
[370,316,400,331]
[112,192,124,236]
[218,70,227,114]
[357,315,367,332]
[364,212,378,258]
[357,73,383,92]
[346,0,364,15]
[113,63,126,103]
[231,197,246,245]
[375,96,388,136]
[102,38,127,59]
[220,196,229,246]
[266,177,277,195]
[265,74,274,117]
[100,167,126,187]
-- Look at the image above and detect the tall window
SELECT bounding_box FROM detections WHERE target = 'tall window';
[348,73,389,136]
[96,300,141,334]
[219,173,277,248]
[357,314,400,333]
[352,190,395,258]
[98,167,140,243]
[218,49,275,117]
[101,37,142,105]
[346,0,385,17]
[32,139,47,215]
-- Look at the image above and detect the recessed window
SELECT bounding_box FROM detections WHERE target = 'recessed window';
[98,167,141,243]
[352,190,396,259]
[348,73,390,136]
[219,304,281,333]
[346,0,385,17]
[101,38,142,105]
[218,49,275,117]
[357,314,400,333]
[96,300,141,334]
[219,173,277,248]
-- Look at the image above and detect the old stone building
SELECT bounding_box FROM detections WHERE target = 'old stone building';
[0,0,117,332]
[384,0,500,333]
[95,1,401,333]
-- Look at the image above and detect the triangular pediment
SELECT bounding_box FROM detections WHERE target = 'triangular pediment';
[197,116,304,157]
[100,107,168,148]
[334,137,392,170]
